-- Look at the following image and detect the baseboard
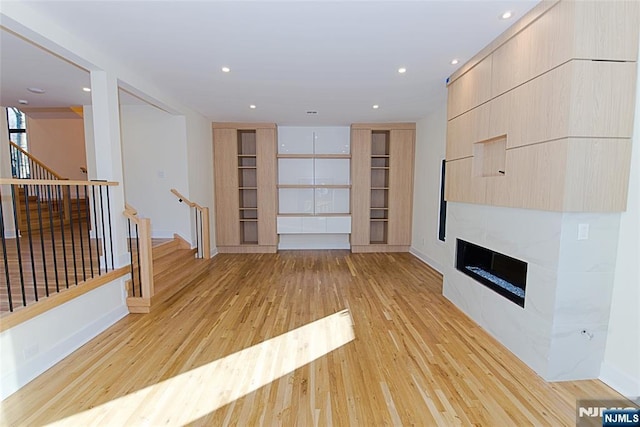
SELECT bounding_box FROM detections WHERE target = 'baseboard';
[210,248,219,258]
[409,247,444,274]
[0,304,128,400]
[600,362,640,400]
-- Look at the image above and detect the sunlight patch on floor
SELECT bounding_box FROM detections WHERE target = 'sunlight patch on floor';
[47,309,355,426]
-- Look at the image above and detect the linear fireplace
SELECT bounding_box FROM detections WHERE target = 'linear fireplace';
[455,239,528,307]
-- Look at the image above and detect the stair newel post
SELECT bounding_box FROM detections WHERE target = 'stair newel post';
[201,206,211,259]
[137,217,154,299]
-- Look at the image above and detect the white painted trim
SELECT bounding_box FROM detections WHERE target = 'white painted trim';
[600,362,640,400]
[210,248,219,258]
[410,246,444,274]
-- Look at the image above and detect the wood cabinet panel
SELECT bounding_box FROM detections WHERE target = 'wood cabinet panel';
[388,130,415,246]
[213,128,240,246]
[562,138,632,212]
[492,1,639,98]
[350,128,371,246]
[446,102,490,160]
[447,57,492,120]
[256,128,277,246]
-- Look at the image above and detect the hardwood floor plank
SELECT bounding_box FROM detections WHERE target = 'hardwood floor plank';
[1,251,626,426]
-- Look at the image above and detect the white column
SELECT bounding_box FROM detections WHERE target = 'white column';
[88,71,128,268]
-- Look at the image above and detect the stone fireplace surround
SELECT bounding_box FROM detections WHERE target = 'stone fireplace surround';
[443,202,621,381]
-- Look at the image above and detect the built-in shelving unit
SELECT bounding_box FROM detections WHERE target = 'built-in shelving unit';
[351,123,415,253]
[276,127,352,249]
[213,123,277,253]
[237,130,258,244]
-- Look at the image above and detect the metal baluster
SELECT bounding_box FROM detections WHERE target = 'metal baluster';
[35,185,49,297]
[10,185,26,307]
[127,218,135,297]
[85,194,94,278]
[66,186,78,285]
[57,185,70,288]
[76,186,87,282]
[135,224,142,297]
[91,187,101,274]
[46,185,60,293]
[23,186,39,303]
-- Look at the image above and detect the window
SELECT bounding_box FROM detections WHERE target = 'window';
[6,107,29,177]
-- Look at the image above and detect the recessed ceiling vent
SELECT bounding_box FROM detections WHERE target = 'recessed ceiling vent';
[306,111,318,115]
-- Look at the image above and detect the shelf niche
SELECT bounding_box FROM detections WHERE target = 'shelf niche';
[370,131,390,244]
[473,135,506,178]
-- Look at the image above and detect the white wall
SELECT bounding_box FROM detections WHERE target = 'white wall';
[185,112,216,255]
[410,102,449,273]
[26,115,87,180]
[120,104,191,240]
[0,278,128,400]
[601,47,640,397]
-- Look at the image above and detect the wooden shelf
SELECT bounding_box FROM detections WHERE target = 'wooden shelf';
[278,184,351,189]
[277,153,351,159]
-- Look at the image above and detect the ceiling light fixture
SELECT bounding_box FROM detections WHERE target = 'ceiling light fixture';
[82,87,91,92]
[249,104,256,109]
[398,67,407,74]
[221,67,230,73]
[500,11,513,19]
[27,87,45,94]
[451,59,459,65]
[372,105,379,109]
[18,99,29,105]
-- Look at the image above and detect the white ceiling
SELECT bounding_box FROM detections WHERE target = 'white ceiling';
[1,1,539,125]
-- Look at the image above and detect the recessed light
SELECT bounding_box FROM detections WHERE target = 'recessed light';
[27,87,45,94]
[82,87,91,92]
[221,67,230,73]
[249,104,256,109]
[372,105,379,109]
[398,67,407,74]
[451,59,459,65]
[500,11,513,20]
[18,99,29,105]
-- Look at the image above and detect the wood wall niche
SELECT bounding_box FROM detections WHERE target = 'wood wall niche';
[445,0,639,212]
[351,123,415,252]
[213,123,277,253]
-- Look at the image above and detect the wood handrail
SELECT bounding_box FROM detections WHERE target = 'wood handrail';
[123,203,138,218]
[170,188,205,210]
[170,188,211,259]
[0,178,118,186]
[8,141,67,180]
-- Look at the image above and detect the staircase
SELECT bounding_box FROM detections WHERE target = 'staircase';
[127,234,209,313]
[15,187,89,233]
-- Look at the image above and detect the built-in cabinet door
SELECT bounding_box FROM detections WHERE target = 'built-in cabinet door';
[388,129,415,246]
[350,128,371,245]
[213,128,240,246]
[256,128,277,246]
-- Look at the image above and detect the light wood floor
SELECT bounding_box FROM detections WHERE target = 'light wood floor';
[1,251,623,426]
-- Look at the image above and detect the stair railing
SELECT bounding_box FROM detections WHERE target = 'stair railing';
[123,204,154,312]
[8,141,74,224]
[170,189,211,259]
[9,141,66,181]
[0,178,119,314]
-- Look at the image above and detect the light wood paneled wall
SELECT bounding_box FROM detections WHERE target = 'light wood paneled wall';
[388,129,415,246]
[213,128,241,247]
[445,0,639,212]
[350,128,371,246]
